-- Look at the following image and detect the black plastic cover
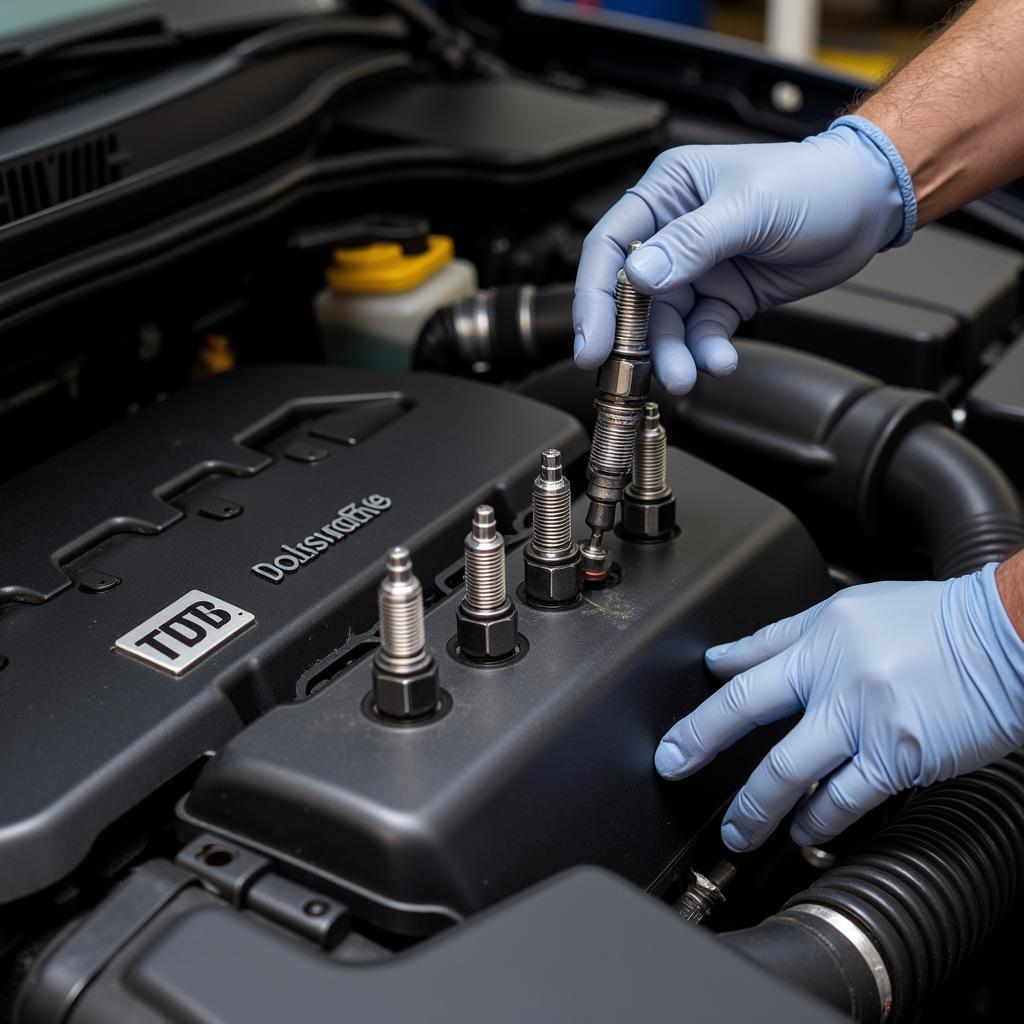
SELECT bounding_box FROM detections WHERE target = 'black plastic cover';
[0,367,585,905]
[966,330,1024,488]
[333,76,667,165]
[182,446,830,933]
[748,285,959,390]
[747,224,1023,388]
[52,867,847,1024]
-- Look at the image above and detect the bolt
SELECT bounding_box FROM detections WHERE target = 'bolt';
[373,547,439,720]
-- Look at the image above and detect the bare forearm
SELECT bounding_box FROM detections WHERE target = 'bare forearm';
[858,0,1024,225]
[997,549,1024,642]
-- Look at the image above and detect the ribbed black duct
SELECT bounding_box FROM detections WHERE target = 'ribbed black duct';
[414,283,574,377]
[721,752,1024,1023]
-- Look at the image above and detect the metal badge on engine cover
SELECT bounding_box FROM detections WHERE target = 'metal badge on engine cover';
[114,589,254,675]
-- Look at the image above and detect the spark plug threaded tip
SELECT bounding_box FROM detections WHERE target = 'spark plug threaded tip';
[590,400,642,478]
[612,240,652,355]
[530,449,575,560]
[630,402,670,499]
[377,546,427,665]
[463,505,507,613]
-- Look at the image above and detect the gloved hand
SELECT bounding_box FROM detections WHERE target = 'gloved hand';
[655,564,1024,852]
[573,115,916,393]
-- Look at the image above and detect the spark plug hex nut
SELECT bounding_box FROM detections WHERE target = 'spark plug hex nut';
[621,492,677,540]
[373,661,441,720]
[523,549,582,604]
[596,356,653,399]
[456,600,518,660]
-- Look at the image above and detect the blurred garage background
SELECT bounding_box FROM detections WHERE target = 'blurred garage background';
[544,1,963,79]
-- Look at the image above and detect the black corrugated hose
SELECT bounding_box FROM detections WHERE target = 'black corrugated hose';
[721,751,1024,1022]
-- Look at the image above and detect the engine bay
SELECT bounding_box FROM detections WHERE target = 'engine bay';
[5,3,1024,1023]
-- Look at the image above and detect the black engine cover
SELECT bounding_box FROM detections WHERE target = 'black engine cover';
[0,368,583,904]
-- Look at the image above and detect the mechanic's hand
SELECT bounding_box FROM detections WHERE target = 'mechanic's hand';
[573,115,916,394]
[655,564,1024,852]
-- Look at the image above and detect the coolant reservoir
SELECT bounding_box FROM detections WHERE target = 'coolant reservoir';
[315,234,476,371]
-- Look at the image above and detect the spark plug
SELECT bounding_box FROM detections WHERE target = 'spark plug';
[621,402,676,541]
[372,547,440,721]
[523,449,582,605]
[457,505,518,660]
[674,861,736,925]
[582,240,653,580]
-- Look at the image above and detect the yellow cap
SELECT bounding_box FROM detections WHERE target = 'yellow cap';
[326,234,454,294]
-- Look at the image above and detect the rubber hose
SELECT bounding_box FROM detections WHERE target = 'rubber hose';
[722,752,1024,1023]
[884,421,1024,579]
[414,283,573,376]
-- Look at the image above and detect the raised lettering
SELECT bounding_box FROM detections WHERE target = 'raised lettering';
[252,562,284,582]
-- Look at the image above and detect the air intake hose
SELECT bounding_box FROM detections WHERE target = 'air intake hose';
[515,340,1024,579]
[721,751,1024,1023]
[414,283,573,377]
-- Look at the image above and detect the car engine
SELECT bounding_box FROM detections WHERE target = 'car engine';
[4,3,1024,1023]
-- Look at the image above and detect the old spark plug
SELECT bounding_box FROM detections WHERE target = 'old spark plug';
[582,240,653,580]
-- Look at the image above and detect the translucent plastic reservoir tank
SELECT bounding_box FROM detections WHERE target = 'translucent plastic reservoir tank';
[316,234,477,371]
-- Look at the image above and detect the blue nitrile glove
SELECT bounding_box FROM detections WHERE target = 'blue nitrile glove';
[573,115,917,394]
[655,564,1024,852]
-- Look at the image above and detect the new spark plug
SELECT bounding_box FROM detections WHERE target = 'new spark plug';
[372,547,440,721]
[457,505,518,660]
[523,449,582,605]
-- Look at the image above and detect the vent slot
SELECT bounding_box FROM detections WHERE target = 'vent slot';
[0,133,127,226]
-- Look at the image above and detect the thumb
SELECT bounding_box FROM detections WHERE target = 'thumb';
[625,199,746,294]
